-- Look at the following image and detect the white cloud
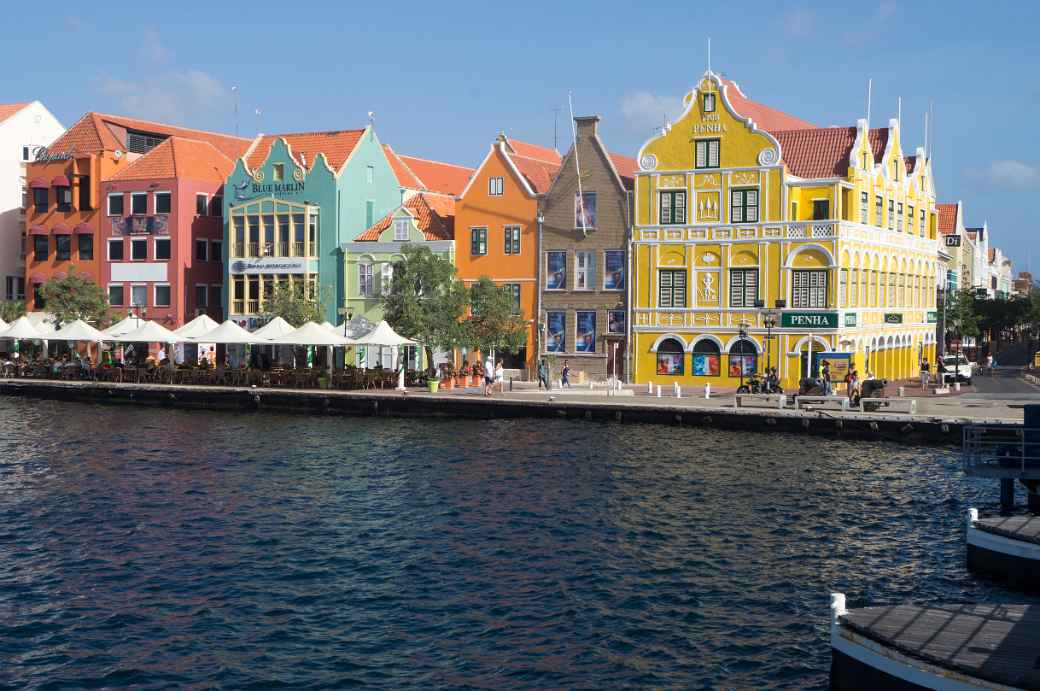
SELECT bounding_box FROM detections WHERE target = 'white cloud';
[141,27,170,64]
[620,91,684,133]
[878,2,898,20]
[65,15,83,32]
[971,160,1040,189]
[783,7,815,38]
[101,70,226,125]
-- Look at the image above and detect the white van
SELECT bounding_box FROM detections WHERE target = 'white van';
[940,354,974,384]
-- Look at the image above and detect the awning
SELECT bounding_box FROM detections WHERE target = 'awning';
[30,273,46,285]
[52,223,71,235]
[29,177,48,188]
[28,225,47,235]
[73,223,93,234]
[51,175,70,187]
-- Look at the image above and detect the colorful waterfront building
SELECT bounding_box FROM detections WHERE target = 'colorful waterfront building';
[104,137,239,327]
[537,115,636,381]
[0,101,64,306]
[24,112,247,313]
[937,201,975,293]
[632,71,940,390]
[223,128,400,328]
[454,134,560,373]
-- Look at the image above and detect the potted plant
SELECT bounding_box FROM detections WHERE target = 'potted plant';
[426,371,439,393]
[441,363,455,390]
[472,360,484,387]
[459,363,472,388]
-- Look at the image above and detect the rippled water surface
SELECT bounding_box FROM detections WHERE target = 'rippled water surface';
[1,397,1036,689]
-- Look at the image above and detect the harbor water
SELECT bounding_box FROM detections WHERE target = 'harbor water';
[1,397,1035,688]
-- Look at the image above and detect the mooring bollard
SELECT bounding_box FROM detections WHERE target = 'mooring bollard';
[704,382,711,399]
[674,382,681,398]
[656,385,661,398]
[647,381,653,394]
[967,507,978,529]
[898,386,905,397]
[954,382,961,391]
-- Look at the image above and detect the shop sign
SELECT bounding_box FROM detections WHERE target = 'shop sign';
[817,352,852,382]
[926,311,938,323]
[884,313,903,324]
[781,311,838,329]
[944,235,961,247]
[231,179,306,201]
[844,313,857,327]
[230,257,306,274]
[33,145,75,163]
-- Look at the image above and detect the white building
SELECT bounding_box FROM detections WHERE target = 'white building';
[0,102,64,304]
[988,245,1013,299]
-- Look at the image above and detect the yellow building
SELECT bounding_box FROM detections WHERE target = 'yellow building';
[631,71,939,390]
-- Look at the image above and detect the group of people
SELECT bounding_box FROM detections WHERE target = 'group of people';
[481,356,505,397]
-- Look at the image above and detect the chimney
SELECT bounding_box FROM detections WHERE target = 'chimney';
[574,115,600,138]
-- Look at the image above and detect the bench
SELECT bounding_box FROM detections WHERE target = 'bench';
[735,393,787,409]
[860,397,917,414]
[795,395,849,411]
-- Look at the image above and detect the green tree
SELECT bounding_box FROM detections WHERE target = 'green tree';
[382,244,468,373]
[261,282,327,326]
[467,276,527,360]
[946,289,980,342]
[39,269,110,327]
[0,300,25,323]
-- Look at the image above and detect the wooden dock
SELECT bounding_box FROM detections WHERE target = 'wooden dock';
[968,512,1040,591]
[831,597,1040,690]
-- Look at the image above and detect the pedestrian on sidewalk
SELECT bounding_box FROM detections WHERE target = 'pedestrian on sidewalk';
[821,360,832,395]
[561,360,571,388]
[495,360,504,393]
[920,360,931,389]
[483,354,494,397]
[537,357,549,390]
[847,370,860,403]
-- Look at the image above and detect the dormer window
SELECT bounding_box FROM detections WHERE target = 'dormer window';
[703,93,716,113]
[273,163,284,182]
[394,219,410,241]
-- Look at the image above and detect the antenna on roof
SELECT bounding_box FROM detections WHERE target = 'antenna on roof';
[231,86,239,137]
[552,107,560,152]
[569,92,587,238]
[897,96,901,131]
[707,36,711,76]
[923,110,929,159]
[928,100,934,161]
[865,77,872,126]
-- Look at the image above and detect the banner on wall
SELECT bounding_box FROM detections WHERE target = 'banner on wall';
[575,311,596,352]
[816,352,852,382]
[607,310,625,334]
[546,252,566,290]
[546,312,565,352]
[693,353,720,376]
[604,250,625,290]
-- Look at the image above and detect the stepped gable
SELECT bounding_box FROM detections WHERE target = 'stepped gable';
[246,129,366,173]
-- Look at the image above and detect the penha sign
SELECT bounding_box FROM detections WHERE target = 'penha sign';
[781,311,838,329]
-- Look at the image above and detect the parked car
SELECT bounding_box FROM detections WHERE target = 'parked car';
[940,354,973,385]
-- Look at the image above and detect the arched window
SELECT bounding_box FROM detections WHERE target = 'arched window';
[692,339,720,376]
[656,338,685,376]
[728,339,757,377]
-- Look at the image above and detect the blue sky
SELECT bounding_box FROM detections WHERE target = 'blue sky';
[5,1,1037,272]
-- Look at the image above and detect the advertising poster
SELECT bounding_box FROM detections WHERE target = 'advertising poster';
[728,354,756,377]
[575,192,597,230]
[546,312,565,352]
[817,352,852,382]
[693,354,720,376]
[604,251,625,290]
[657,352,683,375]
[607,310,625,334]
[575,311,596,353]
[546,252,566,290]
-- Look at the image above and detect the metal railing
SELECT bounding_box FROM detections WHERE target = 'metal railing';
[963,425,1040,478]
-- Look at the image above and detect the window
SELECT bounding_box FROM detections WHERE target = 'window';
[545,251,566,289]
[887,199,894,229]
[308,214,318,254]
[155,238,171,260]
[131,285,147,308]
[381,263,393,295]
[791,201,798,220]
[131,238,147,261]
[850,269,858,307]
[576,310,596,352]
[792,269,828,308]
[603,250,625,290]
[211,196,222,217]
[695,138,720,169]
[56,185,72,212]
[155,192,171,214]
[907,205,915,233]
[505,283,521,313]
[920,209,926,236]
[546,311,565,352]
[365,200,374,228]
[108,239,124,261]
[33,187,48,212]
[702,92,716,112]
[131,192,147,215]
[359,262,374,297]
[575,251,594,290]
[897,203,904,232]
[211,240,222,261]
[6,276,25,301]
[470,227,487,256]
[504,225,521,254]
[33,284,45,309]
[366,165,374,184]
[33,235,48,260]
[859,192,868,224]
[78,234,93,260]
[839,269,848,306]
[888,272,896,307]
[394,219,410,241]
[731,189,759,223]
[575,192,597,229]
[657,338,685,375]
[659,191,687,224]
[812,199,829,220]
[77,176,90,210]
[875,195,883,226]
[107,193,124,216]
[607,310,625,334]
[729,268,758,308]
[658,269,687,308]
[272,163,284,182]
[728,340,757,377]
[55,235,71,261]
[692,339,720,376]
[488,176,504,196]
[21,145,31,162]
[195,285,208,308]
[196,194,208,216]
[154,284,171,307]
[196,239,208,261]
[126,130,166,153]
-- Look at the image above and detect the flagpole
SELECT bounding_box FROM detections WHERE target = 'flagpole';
[569,92,587,236]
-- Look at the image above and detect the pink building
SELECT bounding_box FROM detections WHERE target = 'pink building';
[104,137,242,328]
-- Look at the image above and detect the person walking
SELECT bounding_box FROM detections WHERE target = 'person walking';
[561,360,571,388]
[820,360,831,395]
[494,359,505,394]
[537,357,549,390]
[483,354,494,397]
[919,359,931,389]
[847,370,860,403]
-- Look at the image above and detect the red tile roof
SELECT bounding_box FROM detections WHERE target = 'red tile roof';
[771,126,888,179]
[936,203,959,235]
[609,152,638,187]
[988,248,996,263]
[110,136,235,182]
[505,138,561,164]
[382,145,424,190]
[356,193,455,242]
[720,77,816,131]
[48,112,249,160]
[510,154,561,194]
[0,102,29,126]
[246,129,366,173]
[398,154,474,196]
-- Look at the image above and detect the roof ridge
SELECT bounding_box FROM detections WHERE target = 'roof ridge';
[265,128,367,138]
[398,153,474,170]
[94,112,250,141]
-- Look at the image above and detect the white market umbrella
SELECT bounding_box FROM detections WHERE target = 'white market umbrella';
[353,320,416,347]
[319,321,339,335]
[252,316,295,340]
[173,314,220,339]
[190,320,258,345]
[26,312,57,333]
[0,318,7,331]
[0,316,44,340]
[341,315,375,339]
[103,315,147,338]
[270,321,353,346]
[118,320,178,343]
[47,319,105,342]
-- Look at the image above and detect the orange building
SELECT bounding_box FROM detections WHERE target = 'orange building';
[453,135,560,373]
